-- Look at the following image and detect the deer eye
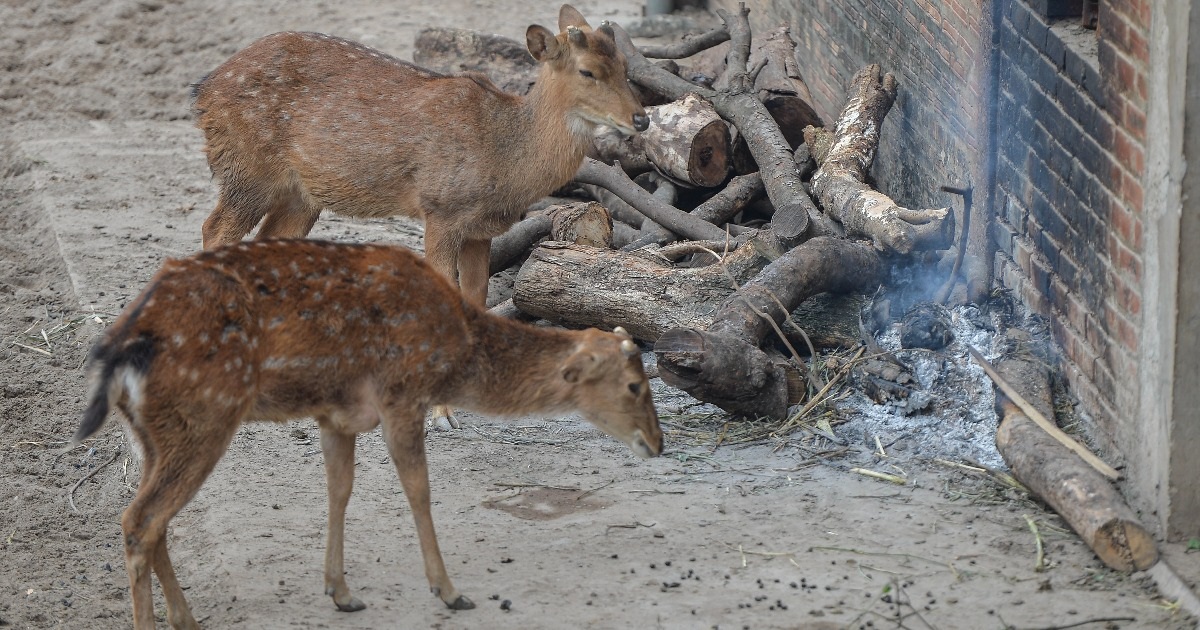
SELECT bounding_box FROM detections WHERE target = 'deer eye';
[628,382,642,396]
[579,69,595,79]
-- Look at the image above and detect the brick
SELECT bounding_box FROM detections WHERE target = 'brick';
[1121,101,1146,143]
[1121,170,1144,212]
[1109,202,1137,246]
[992,218,1017,257]
[1112,128,1144,175]
[1042,28,1067,69]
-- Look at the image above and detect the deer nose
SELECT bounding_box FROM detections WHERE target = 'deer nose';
[632,113,649,132]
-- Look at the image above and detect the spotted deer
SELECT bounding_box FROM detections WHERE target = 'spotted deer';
[192,4,647,307]
[73,239,662,629]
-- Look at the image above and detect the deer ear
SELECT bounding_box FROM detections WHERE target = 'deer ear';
[559,4,592,32]
[562,350,600,384]
[526,25,561,62]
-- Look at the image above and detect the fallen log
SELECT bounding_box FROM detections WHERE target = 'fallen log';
[512,240,772,340]
[753,26,823,149]
[805,64,954,254]
[988,348,1158,572]
[412,27,538,95]
[655,237,884,418]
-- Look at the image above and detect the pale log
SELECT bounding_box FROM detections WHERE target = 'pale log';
[806,64,954,254]
[610,15,817,245]
[512,241,772,341]
[642,93,731,188]
[992,353,1158,572]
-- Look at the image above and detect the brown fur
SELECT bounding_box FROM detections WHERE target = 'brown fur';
[192,5,647,307]
[76,239,662,629]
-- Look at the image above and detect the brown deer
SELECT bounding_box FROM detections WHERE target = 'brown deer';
[192,4,647,309]
[73,239,662,629]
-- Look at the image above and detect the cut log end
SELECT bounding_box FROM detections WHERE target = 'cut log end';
[687,119,732,188]
[1093,518,1160,572]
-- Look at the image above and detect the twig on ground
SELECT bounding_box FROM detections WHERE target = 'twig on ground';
[68,447,121,514]
[1024,514,1047,572]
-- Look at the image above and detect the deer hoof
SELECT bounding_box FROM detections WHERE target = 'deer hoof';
[334,596,367,613]
[446,595,475,610]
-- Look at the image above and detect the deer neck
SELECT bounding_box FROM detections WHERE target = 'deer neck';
[449,309,579,416]
[512,67,593,190]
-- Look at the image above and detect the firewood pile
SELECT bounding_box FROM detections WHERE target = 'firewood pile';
[418,4,953,422]
[416,3,1159,577]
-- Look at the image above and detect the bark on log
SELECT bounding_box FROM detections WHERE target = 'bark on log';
[805,64,954,254]
[512,241,773,341]
[643,93,731,188]
[489,203,613,274]
[753,26,823,149]
[412,27,538,95]
[993,353,1158,572]
[610,14,818,246]
[655,237,884,419]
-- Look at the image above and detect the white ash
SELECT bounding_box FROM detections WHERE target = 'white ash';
[832,304,1009,469]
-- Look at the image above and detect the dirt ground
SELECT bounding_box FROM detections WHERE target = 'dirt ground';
[0,1,1197,628]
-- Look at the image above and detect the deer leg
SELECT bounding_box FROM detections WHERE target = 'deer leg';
[422,221,465,431]
[257,195,321,240]
[151,537,199,630]
[201,190,272,249]
[317,421,366,612]
[457,237,492,308]
[122,410,236,630]
[382,409,474,610]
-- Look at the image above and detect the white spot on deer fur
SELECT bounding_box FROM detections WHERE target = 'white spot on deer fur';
[224,71,233,79]
[173,334,185,348]
[188,369,200,382]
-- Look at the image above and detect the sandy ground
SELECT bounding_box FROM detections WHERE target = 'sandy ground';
[0,1,1197,628]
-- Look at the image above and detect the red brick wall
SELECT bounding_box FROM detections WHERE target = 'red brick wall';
[992,0,1148,458]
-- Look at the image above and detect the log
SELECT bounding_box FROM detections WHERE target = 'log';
[512,240,773,341]
[610,12,818,246]
[623,171,764,250]
[548,202,612,248]
[639,27,731,60]
[805,64,954,254]
[590,127,653,176]
[753,26,823,149]
[642,93,730,188]
[490,214,551,274]
[991,349,1158,572]
[655,237,884,419]
[591,94,729,188]
[412,27,538,95]
[575,158,728,241]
